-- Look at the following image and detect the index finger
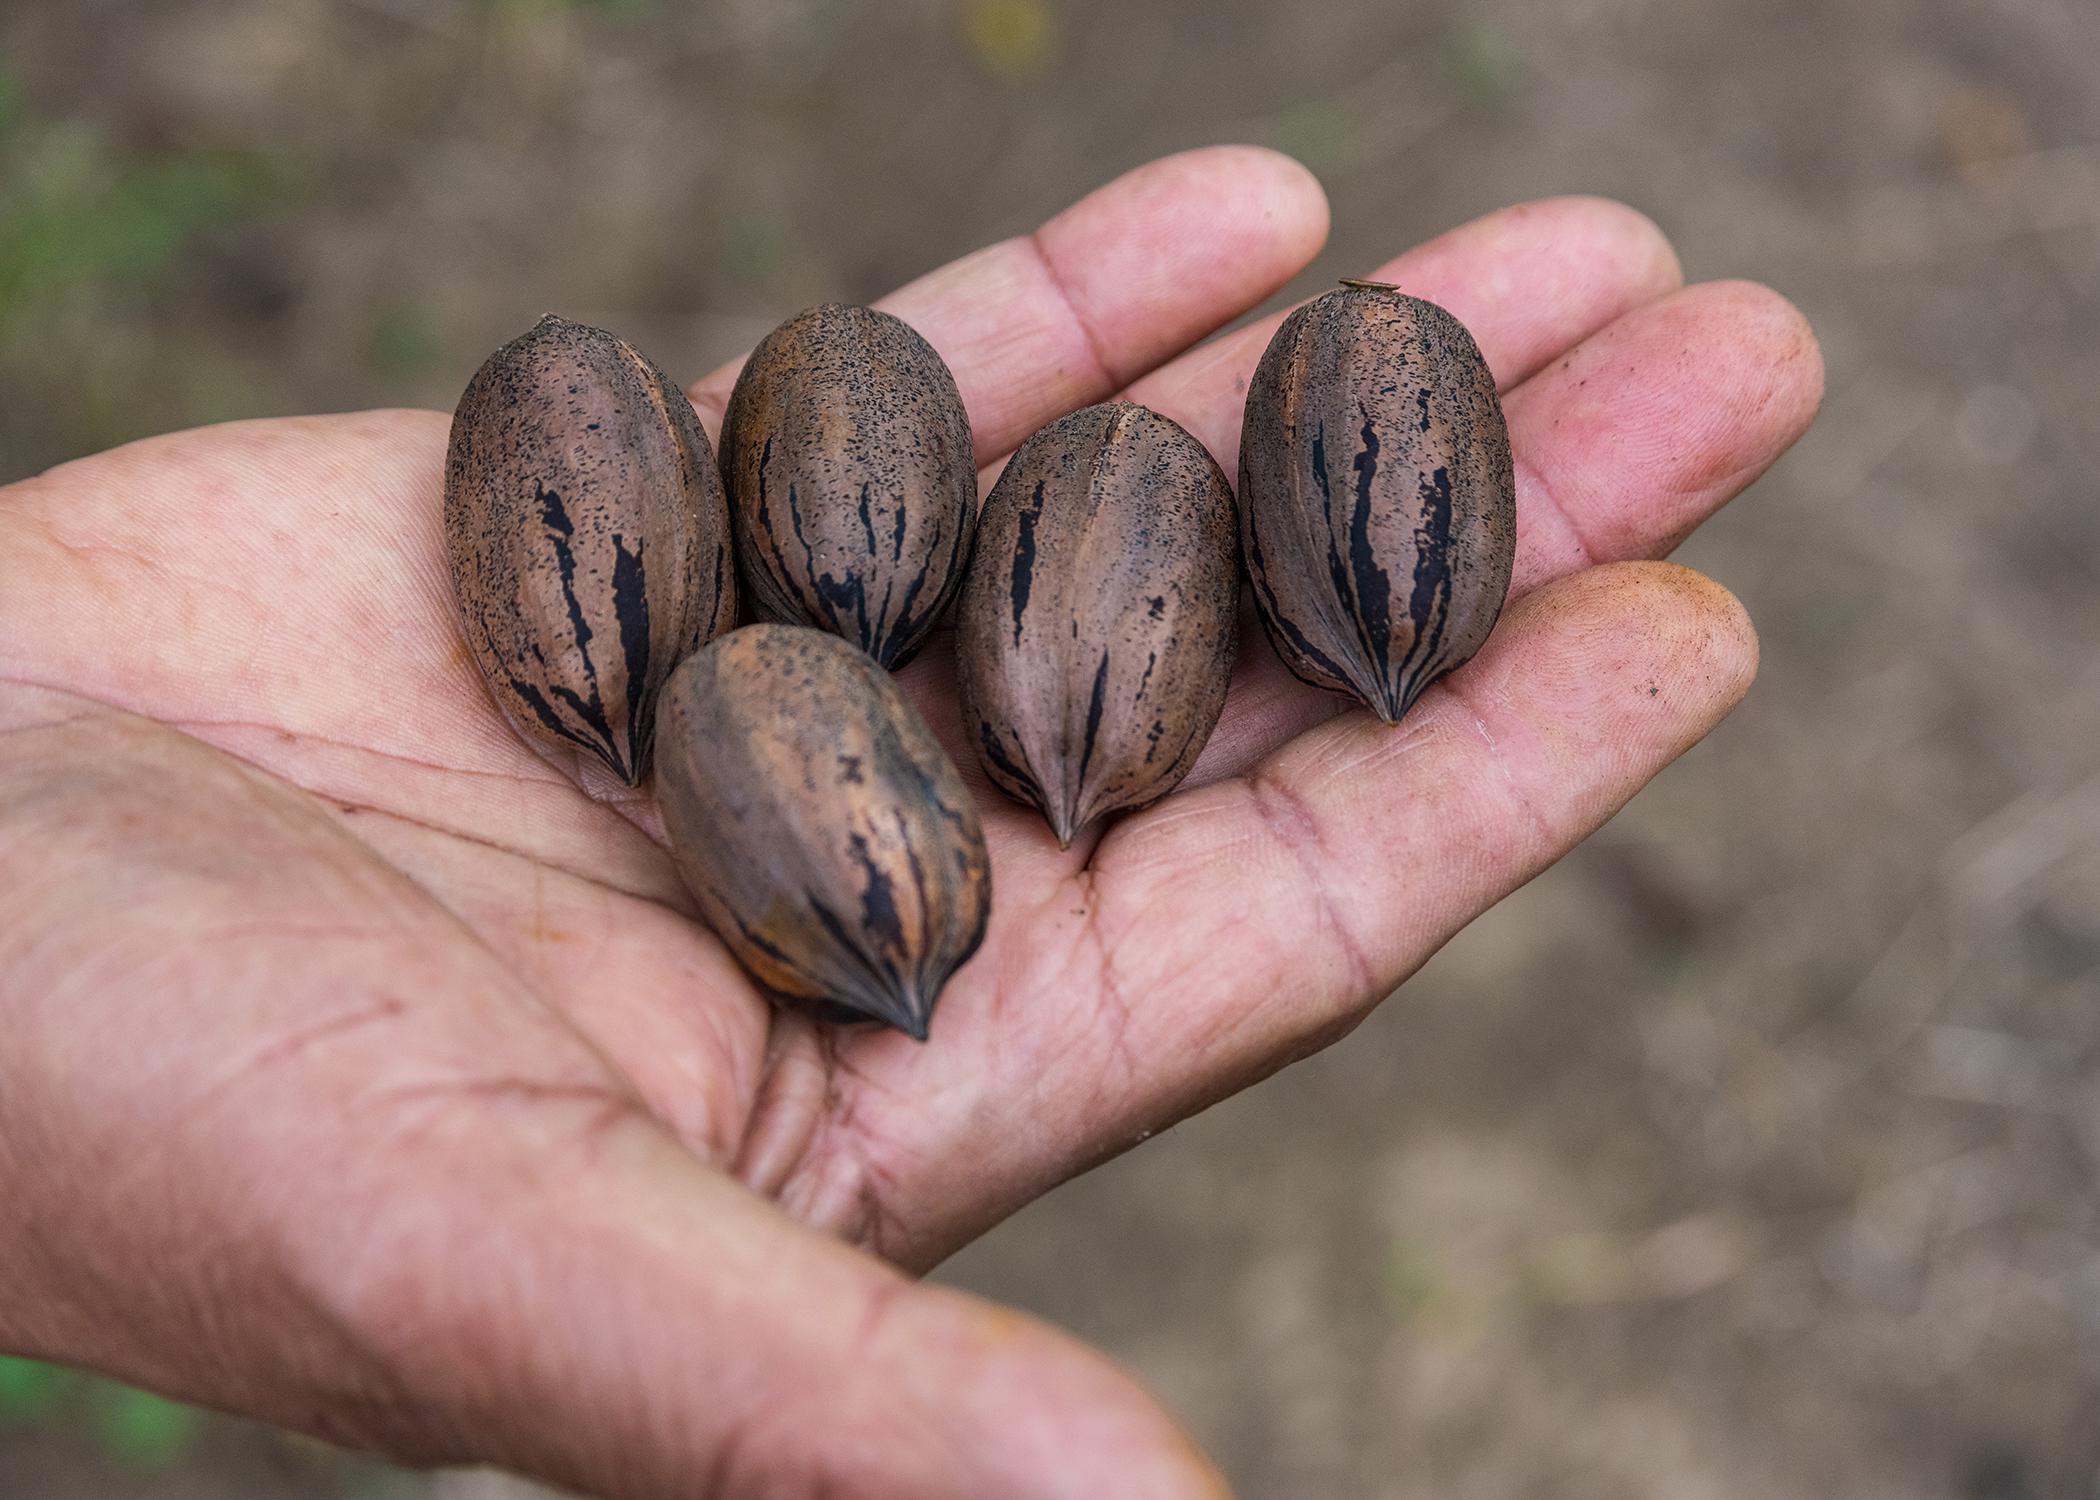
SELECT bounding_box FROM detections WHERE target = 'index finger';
[687,145,1331,461]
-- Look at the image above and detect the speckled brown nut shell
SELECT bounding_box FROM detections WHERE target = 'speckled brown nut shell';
[656,624,990,1040]
[444,315,736,784]
[956,403,1239,847]
[719,303,975,667]
[1238,285,1516,723]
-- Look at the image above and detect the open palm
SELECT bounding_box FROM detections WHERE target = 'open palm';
[0,148,1820,1500]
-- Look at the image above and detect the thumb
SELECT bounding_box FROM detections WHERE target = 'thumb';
[355,1109,1230,1500]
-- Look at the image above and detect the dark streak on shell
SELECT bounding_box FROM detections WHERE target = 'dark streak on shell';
[1238,286,1515,723]
[720,303,976,668]
[444,315,736,783]
[656,624,991,1041]
[957,403,1240,846]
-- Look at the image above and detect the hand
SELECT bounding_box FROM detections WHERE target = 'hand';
[0,147,1820,1499]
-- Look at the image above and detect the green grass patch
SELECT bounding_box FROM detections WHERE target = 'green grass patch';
[0,93,291,339]
[91,1383,203,1470]
[0,1356,73,1421]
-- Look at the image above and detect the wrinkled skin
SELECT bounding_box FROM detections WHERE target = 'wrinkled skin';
[0,148,1822,1500]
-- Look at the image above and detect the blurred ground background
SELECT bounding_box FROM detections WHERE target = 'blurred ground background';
[2,0,2098,1495]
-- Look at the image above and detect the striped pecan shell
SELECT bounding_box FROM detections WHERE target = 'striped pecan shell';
[656,624,990,1040]
[957,403,1239,846]
[719,303,976,667]
[444,315,736,783]
[1238,285,1515,723]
